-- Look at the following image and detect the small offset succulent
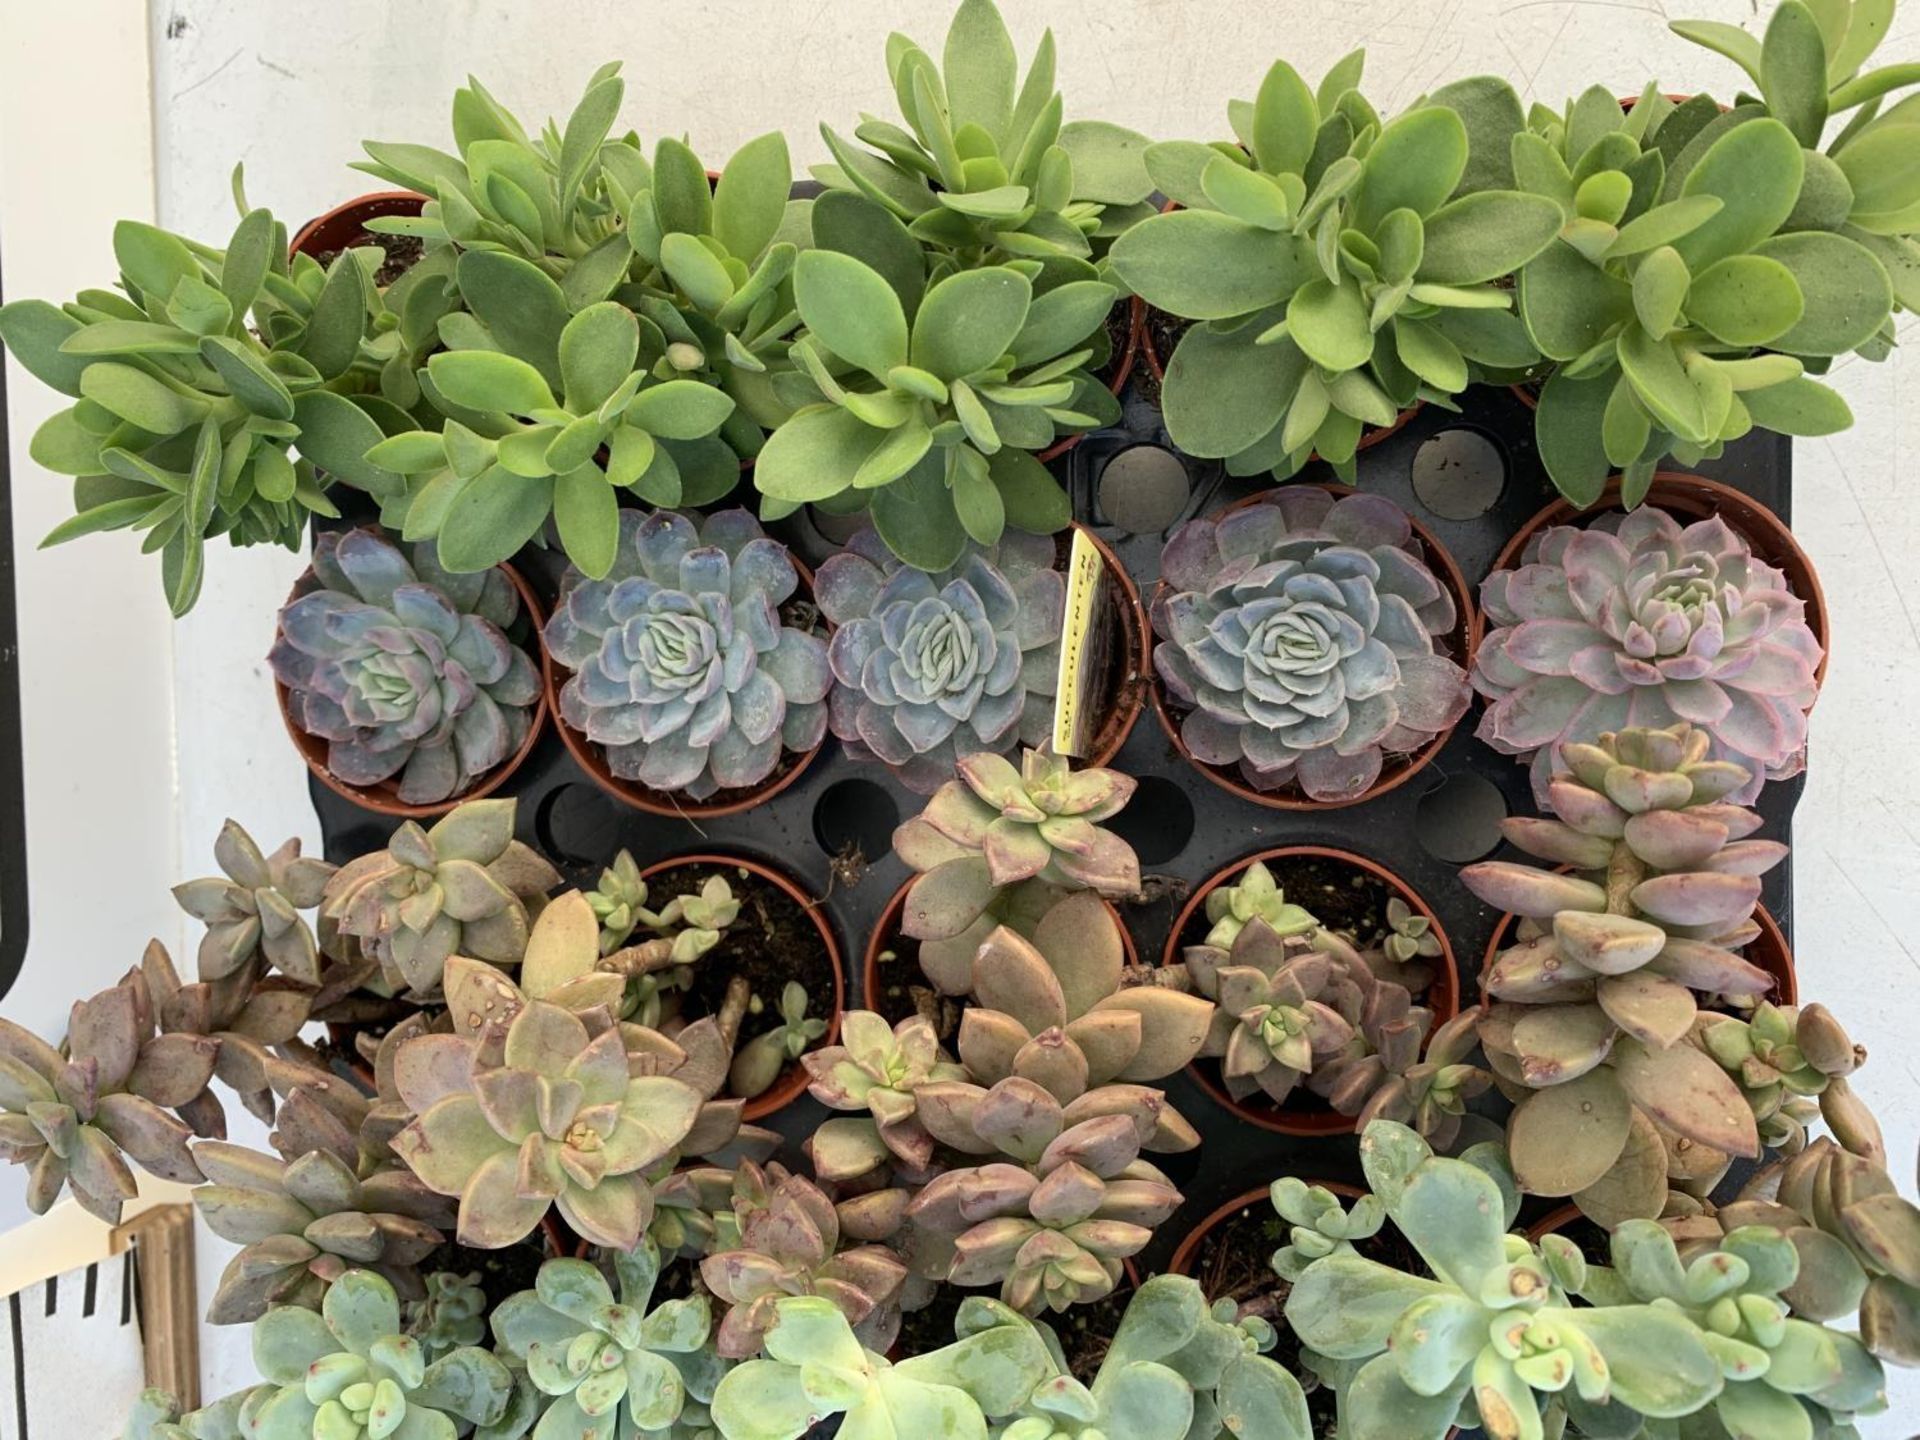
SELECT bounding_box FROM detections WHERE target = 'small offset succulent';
[1113,59,1560,477]
[171,820,335,985]
[728,983,828,1100]
[1464,724,1786,1222]
[1287,1121,1730,1440]
[812,0,1155,267]
[1268,1177,1385,1281]
[1474,506,1824,804]
[580,857,738,1027]
[1196,860,1320,952]
[1153,489,1470,802]
[271,528,541,805]
[804,1011,970,1180]
[322,798,559,995]
[894,749,1141,945]
[700,1162,909,1358]
[907,1078,1186,1313]
[1697,1000,1865,1153]
[492,1243,726,1440]
[0,203,374,614]
[543,508,831,800]
[710,1293,1053,1440]
[390,996,707,1249]
[407,1272,486,1360]
[239,1270,513,1439]
[816,526,1065,794]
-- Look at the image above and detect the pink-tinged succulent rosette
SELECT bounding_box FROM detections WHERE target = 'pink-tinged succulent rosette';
[1473,508,1823,803]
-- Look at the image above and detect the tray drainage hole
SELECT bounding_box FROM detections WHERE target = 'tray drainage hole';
[812,778,900,864]
[1411,428,1507,521]
[1098,445,1191,535]
[536,782,625,870]
[1414,772,1508,863]
[1106,774,1196,866]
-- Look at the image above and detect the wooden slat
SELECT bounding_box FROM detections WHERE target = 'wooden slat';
[109,1204,197,1409]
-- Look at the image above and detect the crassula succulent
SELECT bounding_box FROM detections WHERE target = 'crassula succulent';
[1464,723,1786,1222]
[1474,506,1824,803]
[271,528,542,805]
[1153,490,1470,802]
[816,526,1065,794]
[543,508,831,800]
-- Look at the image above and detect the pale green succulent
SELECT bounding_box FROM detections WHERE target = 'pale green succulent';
[1268,1177,1385,1281]
[728,983,829,1100]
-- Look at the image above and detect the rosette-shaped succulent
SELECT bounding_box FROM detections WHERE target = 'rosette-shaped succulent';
[493,1243,726,1440]
[390,998,705,1250]
[1196,860,1320,952]
[1463,724,1785,1221]
[817,527,1065,794]
[895,750,1141,943]
[1474,507,1824,803]
[171,821,335,985]
[953,893,1213,1103]
[544,509,831,799]
[805,1012,969,1181]
[1268,1177,1385,1281]
[321,799,559,995]
[1696,1001,1863,1155]
[193,1129,453,1325]
[906,1078,1185,1313]
[1153,489,1469,802]
[700,1162,909,1358]
[270,528,541,805]
[0,976,208,1222]
[240,1270,512,1439]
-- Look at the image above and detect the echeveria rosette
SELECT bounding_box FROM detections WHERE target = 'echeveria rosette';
[818,525,1064,794]
[240,1270,512,1440]
[271,528,541,806]
[1473,506,1823,804]
[1153,489,1470,802]
[544,508,831,799]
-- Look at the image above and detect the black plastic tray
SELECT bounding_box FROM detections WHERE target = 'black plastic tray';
[307,361,1800,1273]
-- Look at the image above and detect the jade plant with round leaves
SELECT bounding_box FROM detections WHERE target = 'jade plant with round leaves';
[816,526,1065,794]
[544,508,832,800]
[1474,506,1824,805]
[1153,489,1470,802]
[1112,57,1561,479]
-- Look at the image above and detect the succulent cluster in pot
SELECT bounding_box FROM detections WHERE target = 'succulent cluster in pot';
[9,2,1920,1438]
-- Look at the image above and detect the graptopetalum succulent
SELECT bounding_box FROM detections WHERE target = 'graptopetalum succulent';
[816,526,1065,795]
[1463,723,1789,1223]
[543,508,831,800]
[804,1010,971,1181]
[1151,490,1470,802]
[1473,507,1824,804]
[271,528,542,804]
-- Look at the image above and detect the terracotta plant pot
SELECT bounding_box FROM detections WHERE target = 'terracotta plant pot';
[1489,472,1829,691]
[860,875,1141,1015]
[1524,1203,1589,1247]
[1163,845,1462,1137]
[1148,483,1480,811]
[290,190,426,262]
[1037,296,1145,463]
[1479,895,1798,1007]
[275,559,550,820]
[1167,1179,1367,1278]
[637,853,844,1122]
[541,556,831,820]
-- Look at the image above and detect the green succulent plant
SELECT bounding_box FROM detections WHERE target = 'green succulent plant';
[239,1269,513,1440]
[804,1010,970,1181]
[813,0,1155,269]
[1112,58,1561,480]
[1268,1177,1385,1281]
[492,1242,727,1440]
[408,1272,486,1360]
[1197,861,1320,952]
[171,819,336,986]
[728,983,828,1100]
[1698,1000,1865,1152]
[0,203,385,613]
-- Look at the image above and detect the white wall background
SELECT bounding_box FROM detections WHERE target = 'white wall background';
[2,0,1916,1425]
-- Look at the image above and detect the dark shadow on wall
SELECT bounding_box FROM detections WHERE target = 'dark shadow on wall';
[0,250,28,1003]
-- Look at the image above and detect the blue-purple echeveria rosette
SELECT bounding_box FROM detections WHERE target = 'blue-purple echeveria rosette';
[1472,506,1824,805]
[816,526,1066,795]
[271,528,541,806]
[543,509,832,799]
[1152,488,1471,803]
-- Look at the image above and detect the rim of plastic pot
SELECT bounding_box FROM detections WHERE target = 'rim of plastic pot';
[636,851,844,1122]
[1162,844,1462,1137]
[1038,296,1145,464]
[276,557,550,820]
[541,552,831,820]
[860,874,1141,1015]
[290,190,427,261]
[1479,894,1798,1008]
[1148,482,1480,811]
[1166,1179,1367,1278]
[1489,471,1829,693]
